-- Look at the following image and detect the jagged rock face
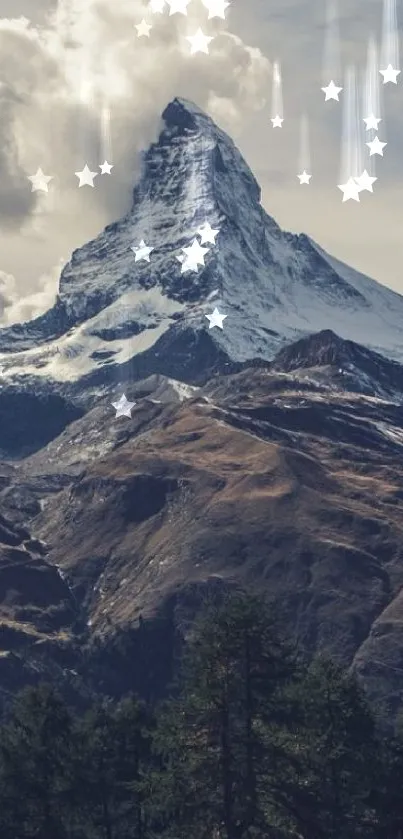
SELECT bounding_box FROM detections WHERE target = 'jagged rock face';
[0,513,77,654]
[47,100,403,369]
[1,97,403,459]
[7,365,400,724]
[56,98,263,317]
[0,355,403,719]
[271,329,403,400]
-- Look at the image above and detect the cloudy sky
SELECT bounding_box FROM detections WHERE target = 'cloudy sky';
[0,0,402,325]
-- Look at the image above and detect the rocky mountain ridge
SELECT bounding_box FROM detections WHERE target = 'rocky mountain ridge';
[1,99,403,722]
[2,98,403,459]
[0,330,403,719]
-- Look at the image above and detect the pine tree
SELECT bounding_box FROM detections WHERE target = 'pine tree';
[73,694,154,839]
[154,590,299,839]
[372,734,403,839]
[0,684,74,839]
[289,656,378,839]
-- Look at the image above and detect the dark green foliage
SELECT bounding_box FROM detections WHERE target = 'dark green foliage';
[0,683,74,839]
[72,695,154,838]
[154,592,300,839]
[0,591,401,839]
[281,657,379,839]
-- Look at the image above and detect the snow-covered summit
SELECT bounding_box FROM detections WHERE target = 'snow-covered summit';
[1,97,403,414]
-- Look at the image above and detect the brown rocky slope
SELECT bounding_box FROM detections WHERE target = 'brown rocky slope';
[1,338,403,721]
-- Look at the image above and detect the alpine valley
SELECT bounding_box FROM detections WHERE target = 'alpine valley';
[1,97,403,723]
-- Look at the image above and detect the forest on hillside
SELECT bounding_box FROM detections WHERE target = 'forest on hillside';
[0,591,402,839]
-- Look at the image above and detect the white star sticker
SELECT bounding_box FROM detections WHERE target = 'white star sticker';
[179,257,199,273]
[337,177,361,202]
[75,165,98,187]
[149,0,165,11]
[27,168,54,193]
[355,170,377,192]
[135,19,152,36]
[112,394,136,418]
[197,221,219,244]
[131,239,154,262]
[167,0,190,14]
[321,80,343,101]
[380,64,400,84]
[201,0,230,18]
[363,114,381,131]
[298,170,311,184]
[99,160,113,174]
[271,115,283,127]
[206,308,227,329]
[182,239,209,267]
[186,29,213,54]
[366,136,387,156]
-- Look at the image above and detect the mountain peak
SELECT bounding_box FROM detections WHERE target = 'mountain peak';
[161,97,211,132]
[149,96,261,204]
[272,329,352,371]
[272,328,403,400]
[2,97,403,446]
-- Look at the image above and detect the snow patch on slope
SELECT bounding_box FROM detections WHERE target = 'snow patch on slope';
[0,288,185,383]
[168,379,199,401]
[373,421,403,446]
[308,239,403,360]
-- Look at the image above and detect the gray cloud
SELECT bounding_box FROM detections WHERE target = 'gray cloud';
[0,0,271,322]
[0,0,403,322]
[0,84,36,226]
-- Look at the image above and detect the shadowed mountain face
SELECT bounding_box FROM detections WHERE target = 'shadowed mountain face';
[1,100,403,723]
[271,329,403,401]
[2,98,403,456]
[0,344,403,721]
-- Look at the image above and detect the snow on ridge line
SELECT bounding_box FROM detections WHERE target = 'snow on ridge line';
[168,379,199,401]
[0,288,185,384]
[309,238,403,308]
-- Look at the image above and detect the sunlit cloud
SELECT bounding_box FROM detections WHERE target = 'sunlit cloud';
[0,0,270,322]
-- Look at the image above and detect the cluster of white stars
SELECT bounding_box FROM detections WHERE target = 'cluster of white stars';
[294,64,398,198]
[135,0,230,55]
[112,221,226,421]
[337,106,387,203]
[113,220,227,419]
[321,63,398,202]
[320,63,400,106]
[129,222,220,273]
[176,221,219,272]
[27,161,114,192]
[75,162,114,187]
[268,58,400,196]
